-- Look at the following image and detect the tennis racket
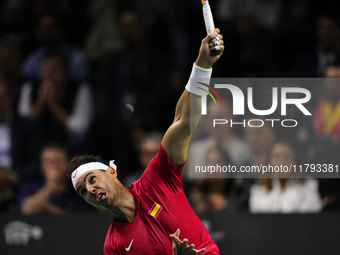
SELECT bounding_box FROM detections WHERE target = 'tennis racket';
[201,0,221,51]
[202,0,215,35]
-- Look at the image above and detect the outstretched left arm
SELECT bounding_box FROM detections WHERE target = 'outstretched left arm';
[162,28,224,166]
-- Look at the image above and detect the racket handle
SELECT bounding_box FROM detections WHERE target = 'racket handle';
[202,1,215,35]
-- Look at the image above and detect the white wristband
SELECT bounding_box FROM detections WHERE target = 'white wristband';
[185,63,212,96]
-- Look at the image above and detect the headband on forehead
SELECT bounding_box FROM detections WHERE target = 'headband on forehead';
[71,160,117,189]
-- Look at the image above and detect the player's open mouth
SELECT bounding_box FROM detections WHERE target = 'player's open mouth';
[97,192,107,201]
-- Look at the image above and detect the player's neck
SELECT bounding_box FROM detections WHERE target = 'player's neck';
[109,189,136,223]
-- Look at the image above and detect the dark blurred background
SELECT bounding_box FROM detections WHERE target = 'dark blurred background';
[1,0,340,254]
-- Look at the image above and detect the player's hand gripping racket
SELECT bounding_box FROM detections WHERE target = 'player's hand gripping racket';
[201,0,221,51]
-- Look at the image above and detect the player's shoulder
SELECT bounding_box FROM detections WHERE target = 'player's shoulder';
[135,144,184,192]
[142,144,169,170]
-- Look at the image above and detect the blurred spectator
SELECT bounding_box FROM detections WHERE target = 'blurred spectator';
[244,117,276,166]
[295,12,340,77]
[188,145,244,213]
[206,191,228,212]
[115,10,171,115]
[84,0,124,64]
[296,64,340,210]
[186,100,253,213]
[18,143,89,215]
[147,0,193,94]
[91,10,173,168]
[0,80,41,212]
[21,14,88,83]
[123,131,163,187]
[249,141,323,213]
[298,64,340,142]
[313,65,340,140]
[212,0,281,76]
[204,147,239,212]
[188,182,207,214]
[18,50,94,155]
[186,100,253,178]
[94,10,172,124]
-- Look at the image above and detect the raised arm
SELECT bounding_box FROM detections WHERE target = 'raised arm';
[162,29,224,166]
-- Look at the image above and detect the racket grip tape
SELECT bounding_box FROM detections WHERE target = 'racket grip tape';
[202,1,215,35]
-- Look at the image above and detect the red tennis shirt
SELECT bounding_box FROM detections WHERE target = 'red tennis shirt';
[103,145,220,254]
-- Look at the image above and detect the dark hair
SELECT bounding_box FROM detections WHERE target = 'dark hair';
[68,155,108,179]
[40,142,69,158]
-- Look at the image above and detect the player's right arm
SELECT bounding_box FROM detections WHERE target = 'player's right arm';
[162,29,224,166]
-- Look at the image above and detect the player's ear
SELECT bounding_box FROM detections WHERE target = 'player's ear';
[107,167,117,178]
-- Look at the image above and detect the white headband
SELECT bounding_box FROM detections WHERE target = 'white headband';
[71,160,117,189]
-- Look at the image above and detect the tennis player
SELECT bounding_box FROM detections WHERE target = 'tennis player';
[68,28,224,255]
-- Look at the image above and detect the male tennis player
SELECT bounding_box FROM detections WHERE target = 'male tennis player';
[68,28,224,254]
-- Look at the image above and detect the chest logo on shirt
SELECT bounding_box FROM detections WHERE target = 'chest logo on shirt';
[148,202,163,218]
[125,239,134,251]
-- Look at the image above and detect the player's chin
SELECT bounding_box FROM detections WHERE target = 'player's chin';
[98,197,114,210]
[86,199,109,210]
[93,202,109,211]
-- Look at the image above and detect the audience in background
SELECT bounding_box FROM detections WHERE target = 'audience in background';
[244,117,276,166]
[216,0,283,30]
[298,63,340,142]
[187,100,253,213]
[249,141,323,213]
[0,81,41,212]
[296,63,340,212]
[123,131,163,187]
[21,14,88,83]
[187,100,253,179]
[0,81,41,182]
[313,65,340,140]
[295,12,340,77]
[91,10,174,171]
[0,0,339,215]
[103,9,172,125]
[17,51,94,156]
[18,143,89,215]
[144,0,194,95]
[0,82,16,204]
[201,147,240,213]
[84,0,124,65]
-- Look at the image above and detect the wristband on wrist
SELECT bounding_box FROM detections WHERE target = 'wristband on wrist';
[185,63,212,96]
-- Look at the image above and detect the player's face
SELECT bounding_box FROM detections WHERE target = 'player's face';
[76,170,117,210]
